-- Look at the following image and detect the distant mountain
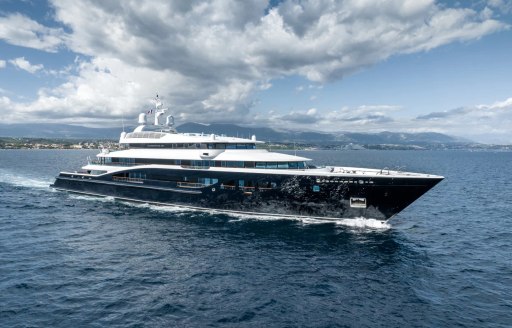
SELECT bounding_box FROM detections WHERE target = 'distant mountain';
[177,122,466,145]
[0,122,467,145]
[340,131,468,145]
[176,122,334,143]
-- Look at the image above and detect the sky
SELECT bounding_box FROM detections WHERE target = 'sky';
[0,0,511,144]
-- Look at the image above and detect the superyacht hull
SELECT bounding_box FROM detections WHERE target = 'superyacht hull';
[51,168,443,221]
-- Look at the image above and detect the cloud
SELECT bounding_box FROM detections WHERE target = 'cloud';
[324,105,400,124]
[6,57,186,123]
[253,105,400,132]
[0,59,6,69]
[417,98,512,121]
[0,13,67,52]
[488,0,512,14]
[416,107,471,120]
[278,108,320,124]
[1,0,509,128]
[484,97,512,109]
[414,97,512,143]
[0,96,11,107]
[311,106,398,133]
[9,57,44,74]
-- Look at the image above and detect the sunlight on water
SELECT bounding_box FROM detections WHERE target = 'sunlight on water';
[0,169,52,189]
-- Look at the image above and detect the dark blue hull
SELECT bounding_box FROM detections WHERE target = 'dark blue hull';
[51,168,442,220]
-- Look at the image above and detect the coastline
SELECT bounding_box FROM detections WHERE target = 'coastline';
[1,137,510,151]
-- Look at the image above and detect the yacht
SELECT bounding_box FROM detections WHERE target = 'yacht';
[51,96,444,221]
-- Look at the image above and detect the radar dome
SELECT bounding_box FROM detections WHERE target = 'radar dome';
[138,113,147,124]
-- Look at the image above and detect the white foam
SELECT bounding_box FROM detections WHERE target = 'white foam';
[124,202,392,229]
[117,201,199,216]
[118,201,152,209]
[167,207,391,229]
[144,203,194,215]
[0,169,52,189]
[62,192,391,229]
[208,211,391,229]
[222,212,290,223]
[335,217,391,230]
[69,194,116,203]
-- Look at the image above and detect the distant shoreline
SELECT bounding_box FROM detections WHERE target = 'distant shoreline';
[0,137,118,150]
[1,137,510,151]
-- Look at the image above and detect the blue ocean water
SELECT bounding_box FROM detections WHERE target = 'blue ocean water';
[0,149,511,327]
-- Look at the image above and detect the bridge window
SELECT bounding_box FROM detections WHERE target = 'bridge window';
[266,162,277,169]
[278,162,289,169]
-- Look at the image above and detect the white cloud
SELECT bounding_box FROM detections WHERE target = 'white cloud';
[0,0,508,131]
[320,105,398,129]
[0,59,6,69]
[485,97,512,110]
[0,13,67,52]
[201,80,255,114]
[415,97,512,143]
[7,57,188,123]
[9,57,44,74]
[488,0,512,14]
[0,96,11,106]
[254,104,401,130]
[280,107,321,124]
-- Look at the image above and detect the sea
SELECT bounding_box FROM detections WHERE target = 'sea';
[0,149,510,327]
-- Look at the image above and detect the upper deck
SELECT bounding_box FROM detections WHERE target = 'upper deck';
[121,95,265,149]
[120,130,265,148]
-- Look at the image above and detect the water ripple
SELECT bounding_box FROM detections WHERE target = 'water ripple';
[1,150,511,327]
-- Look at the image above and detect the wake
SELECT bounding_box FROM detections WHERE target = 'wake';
[62,193,392,230]
[334,217,391,230]
[0,169,52,190]
[132,202,392,230]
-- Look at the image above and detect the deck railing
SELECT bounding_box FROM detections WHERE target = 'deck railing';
[176,182,208,188]
[180,165,210,169]
[112,176,144,183]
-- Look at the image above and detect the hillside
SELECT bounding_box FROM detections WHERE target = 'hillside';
[0,122,469,148]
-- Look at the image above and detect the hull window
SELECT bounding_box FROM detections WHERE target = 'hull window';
[350,197,367,208]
